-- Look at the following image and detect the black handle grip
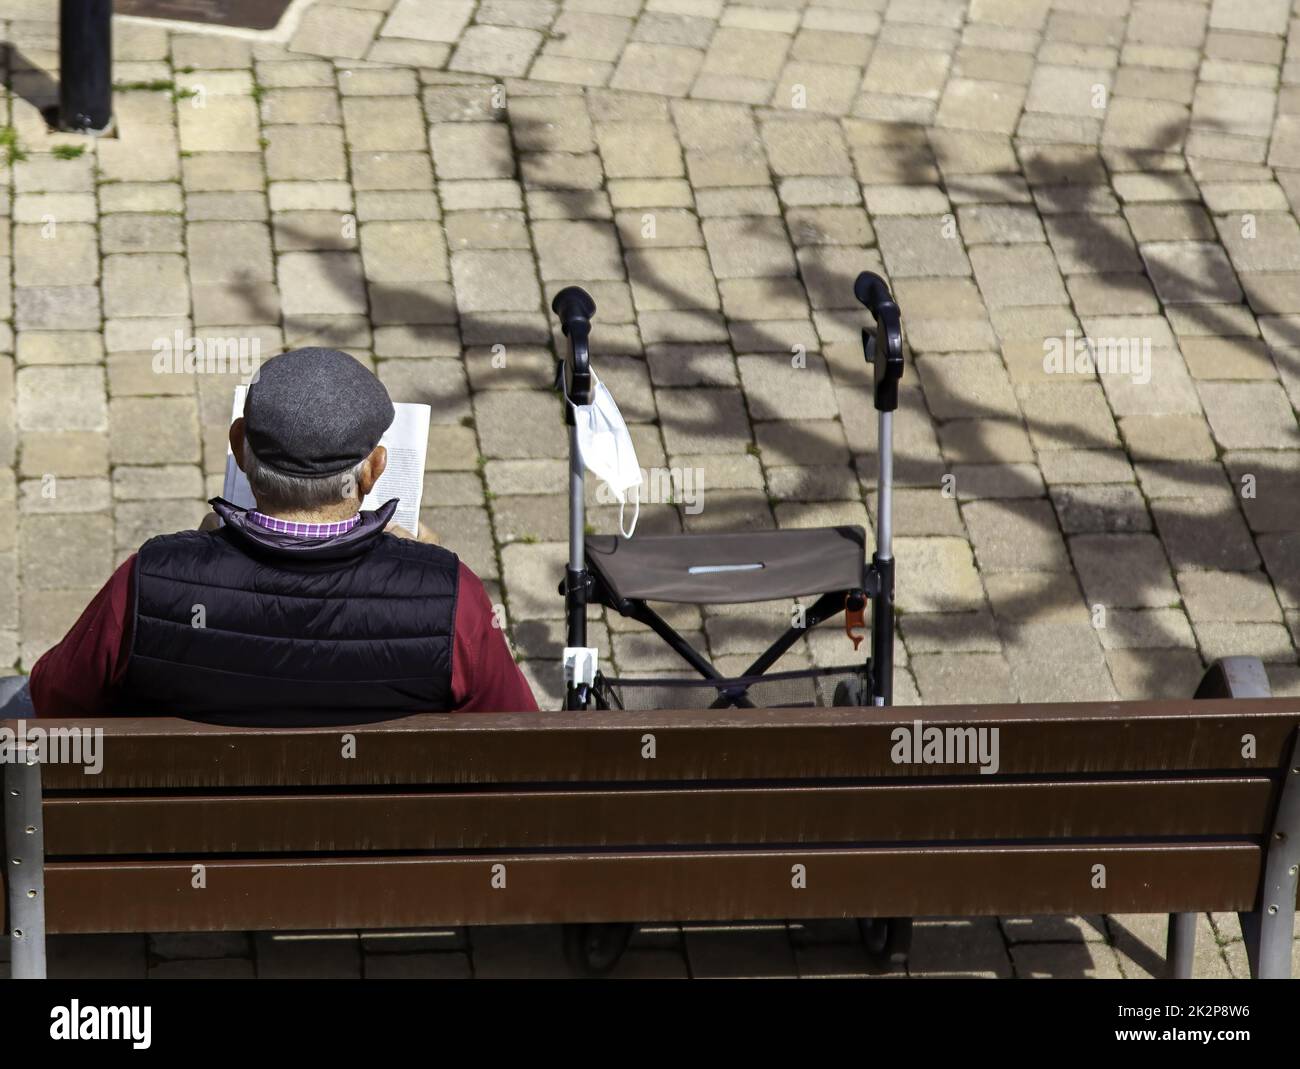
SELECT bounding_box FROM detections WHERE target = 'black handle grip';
[551,286,596,407]
[552,286,597,333]
[854,271,904,413]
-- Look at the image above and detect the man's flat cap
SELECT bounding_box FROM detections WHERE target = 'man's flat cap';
[244,348,394,477]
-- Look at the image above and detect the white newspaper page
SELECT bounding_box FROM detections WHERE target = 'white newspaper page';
[222,385,431,533]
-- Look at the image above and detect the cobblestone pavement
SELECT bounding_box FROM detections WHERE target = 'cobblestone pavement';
[1,0,1298,978]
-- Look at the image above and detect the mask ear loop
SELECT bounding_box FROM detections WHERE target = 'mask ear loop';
[618,483,640,539]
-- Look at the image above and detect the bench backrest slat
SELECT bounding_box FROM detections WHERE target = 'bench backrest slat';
[43,777,1276,856]
[42,844,1262,934]
[19,699,1300,789]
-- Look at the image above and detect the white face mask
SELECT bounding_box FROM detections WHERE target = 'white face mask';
[572,372,642,538]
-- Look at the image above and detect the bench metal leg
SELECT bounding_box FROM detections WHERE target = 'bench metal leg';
[1241,732,1299,979]
[1165,913,1197,978]
[3,746,47,979]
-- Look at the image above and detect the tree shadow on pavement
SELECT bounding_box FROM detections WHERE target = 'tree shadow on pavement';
[221,86,1298,705]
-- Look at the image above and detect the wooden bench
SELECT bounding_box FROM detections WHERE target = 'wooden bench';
[4,664,1298,980]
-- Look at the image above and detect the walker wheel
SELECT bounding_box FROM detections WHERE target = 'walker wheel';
[562,922,633,976]
[858,917,912,971]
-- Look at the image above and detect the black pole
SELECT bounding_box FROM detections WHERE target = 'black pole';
[59,0,113,133]
[871,554,893,706]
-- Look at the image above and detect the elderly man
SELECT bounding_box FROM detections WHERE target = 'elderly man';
[28,348,537,717]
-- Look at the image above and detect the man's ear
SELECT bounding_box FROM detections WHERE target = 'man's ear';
[229,418,246,472]
[356,444,387,499]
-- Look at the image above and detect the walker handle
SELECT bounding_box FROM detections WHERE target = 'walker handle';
[552,286,596,406]
[854,271,904,413]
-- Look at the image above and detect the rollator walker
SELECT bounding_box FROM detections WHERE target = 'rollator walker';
[549,271,911,976]
[553,271,905,716]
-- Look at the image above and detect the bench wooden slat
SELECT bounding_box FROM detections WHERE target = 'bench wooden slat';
[25,700,1300,789]
[42,777,1276,855]
[41,843,1262,933]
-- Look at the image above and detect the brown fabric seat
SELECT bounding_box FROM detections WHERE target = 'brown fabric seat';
[586,526,866,605]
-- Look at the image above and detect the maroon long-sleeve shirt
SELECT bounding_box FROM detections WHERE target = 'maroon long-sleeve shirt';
[29,554,539,717]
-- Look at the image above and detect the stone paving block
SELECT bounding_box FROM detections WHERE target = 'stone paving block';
[963,498,1070,572]
[701,217,795,279]
[736,353,836,421]
[1152,493,1262,572]
[626,247,721,311]
[1178,569,1283,624]
[611,42,705,97]
[894,536,985,613]
[936,78,1027,134]
[264,124,348,182]
[1196,620,1297,664]
[16,366,107,433]
[13,223,98,287]
[915,352,1018,421]
[1001,622,1119,703]
[188,221,274,284]
[1121,414,1218,461]
[543,10,631,63]
[341,95,426,154]
[938,417,1034,464]
[531,219,623,280]
[1018,382,1120,450]
[717,277,809,323]
[99,213,186,256]
[102,254,190,318]
[1141,241,1244,304]
[1123,203,1216,244]
[862,45,951,101]
[1199,381,1297,449]
[1095,606,1197,650]
[1257,533,1300,610]
[912,650,1016,703]
[956,203,1044,244]
[382,0,475,43]
[452,24,544,76]
[875,216,971,278]
[177,95,260,153]
[360,221,448,282]
[109,397,201,465]
[1067,274,1159,316]
[257,89,338,127]
[450,249,543,313]
[278,251,368,315]
[290,4,383,58]
[657,386,752,455]
[1049,484,1149,536]
[1070,532,1179,610]
[970,245,1068,306]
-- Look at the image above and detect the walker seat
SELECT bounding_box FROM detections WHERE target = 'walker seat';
[585,526,867,606]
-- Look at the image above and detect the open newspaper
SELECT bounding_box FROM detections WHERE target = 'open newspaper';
[221,385,431,534]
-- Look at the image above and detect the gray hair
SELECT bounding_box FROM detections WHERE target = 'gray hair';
[242,440,366,512]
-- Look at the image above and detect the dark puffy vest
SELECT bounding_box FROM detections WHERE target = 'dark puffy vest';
[117,498,460,717]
